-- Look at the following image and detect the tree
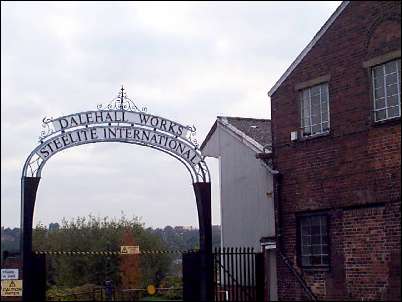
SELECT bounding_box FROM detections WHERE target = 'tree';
[31,214,171,291]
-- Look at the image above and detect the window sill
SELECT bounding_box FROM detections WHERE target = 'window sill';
[372,116,401,127]
[301,266,330,272]
[297,130,331,142]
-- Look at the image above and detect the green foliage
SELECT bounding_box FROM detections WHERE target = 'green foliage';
[2,217,221,297]
[32,214,170,290]
[148,225,221,251]
[46,284,99,301]
[1,227,20,265]
[158,275,183,300]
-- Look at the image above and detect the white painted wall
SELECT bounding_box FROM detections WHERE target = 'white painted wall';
[202,122,275,250]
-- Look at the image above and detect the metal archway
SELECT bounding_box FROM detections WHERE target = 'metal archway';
[20,88,213,301]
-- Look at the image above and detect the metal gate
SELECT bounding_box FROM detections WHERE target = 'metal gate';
[213,247,264,302]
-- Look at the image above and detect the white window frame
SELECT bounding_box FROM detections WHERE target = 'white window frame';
[372,59,401,122]
[300,83,330,137]
[299,215,329,267]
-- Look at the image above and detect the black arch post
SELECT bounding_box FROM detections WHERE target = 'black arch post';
[20,176,41,301]
[193,182,213,302]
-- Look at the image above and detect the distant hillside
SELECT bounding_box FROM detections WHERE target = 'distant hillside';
[147,225,221,251]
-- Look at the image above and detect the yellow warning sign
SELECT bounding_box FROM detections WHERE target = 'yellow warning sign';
[120,246,140,255]
[1,280,22,297]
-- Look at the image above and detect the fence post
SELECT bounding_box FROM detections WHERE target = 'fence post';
[183,251,201,301]
[255,253,265,302]
[30,253,46,301]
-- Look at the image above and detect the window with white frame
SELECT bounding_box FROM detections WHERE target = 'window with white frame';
[299,214,329,267]
[300,83,330,136]
[372,59,401,122]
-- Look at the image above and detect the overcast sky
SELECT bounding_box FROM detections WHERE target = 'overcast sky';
[1,1,341,229]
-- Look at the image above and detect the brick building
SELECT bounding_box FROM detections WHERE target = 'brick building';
[268,1,400,300]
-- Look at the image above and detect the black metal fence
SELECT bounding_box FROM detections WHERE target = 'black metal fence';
[213,247,264,302]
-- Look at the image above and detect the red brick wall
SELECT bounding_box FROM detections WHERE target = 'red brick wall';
[271,1,401,300]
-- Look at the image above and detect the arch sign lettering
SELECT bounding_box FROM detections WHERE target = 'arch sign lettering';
[20,88,213,301]
[24,87,209,183]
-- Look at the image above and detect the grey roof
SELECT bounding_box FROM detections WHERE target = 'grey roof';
[225,117,272,147]
[200,116,272,152]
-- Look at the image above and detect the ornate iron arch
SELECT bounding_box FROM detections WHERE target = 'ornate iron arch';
[22,87,210,183]
[20,88,213,301]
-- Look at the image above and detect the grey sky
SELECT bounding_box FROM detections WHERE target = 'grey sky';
[1,1,341,229]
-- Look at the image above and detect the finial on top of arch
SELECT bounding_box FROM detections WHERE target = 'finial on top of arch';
[120,85,125,107]
[97,86,148,113]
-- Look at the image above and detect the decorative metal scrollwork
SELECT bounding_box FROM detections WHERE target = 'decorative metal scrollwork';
[195,159,210,183]
[39,117,55,142]
[25,153,45,177]
[186,125,198,148]
[97,86,147,113]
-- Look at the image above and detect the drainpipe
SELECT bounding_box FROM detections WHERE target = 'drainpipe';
[258,152,317,301]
